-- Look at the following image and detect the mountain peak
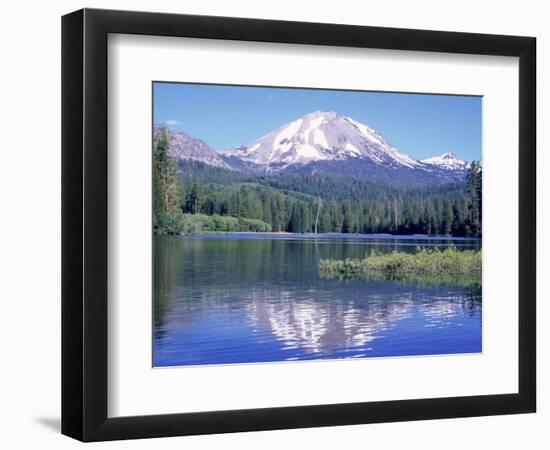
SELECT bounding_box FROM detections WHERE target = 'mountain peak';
[303,110,338,119]
[421,152,469,171]
[224,111,420,169]
[441,152,457,159]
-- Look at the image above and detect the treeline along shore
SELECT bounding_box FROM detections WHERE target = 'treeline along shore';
[154,128,482,237]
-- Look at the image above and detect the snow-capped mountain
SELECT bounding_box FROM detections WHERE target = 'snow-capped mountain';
[154,125,232,170]
[421,152,470,171]
[156,113,472,185]
[222,111,421,171]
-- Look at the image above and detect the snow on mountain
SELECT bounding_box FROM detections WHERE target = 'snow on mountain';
[154,125,233,170]
[421,152,470,171]
[222,111,421,170]
[154,114,471,184]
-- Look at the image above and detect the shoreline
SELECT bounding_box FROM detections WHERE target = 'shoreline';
[172,231,481,240]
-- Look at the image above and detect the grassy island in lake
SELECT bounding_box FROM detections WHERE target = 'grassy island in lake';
[319,246,481,285]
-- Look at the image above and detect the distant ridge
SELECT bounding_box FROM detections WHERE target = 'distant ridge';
[154,124,232,170]
[421,152,470,171]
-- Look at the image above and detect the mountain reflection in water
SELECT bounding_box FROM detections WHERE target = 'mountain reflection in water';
[153,234,481,367]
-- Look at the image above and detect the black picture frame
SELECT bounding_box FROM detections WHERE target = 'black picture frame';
[61,8,536,442]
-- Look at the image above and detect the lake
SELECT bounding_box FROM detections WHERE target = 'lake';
[153,234,482,367]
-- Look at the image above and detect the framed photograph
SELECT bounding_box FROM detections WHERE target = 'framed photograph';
[62,8,536,441]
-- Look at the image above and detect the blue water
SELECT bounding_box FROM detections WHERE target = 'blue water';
[153,234,481,367]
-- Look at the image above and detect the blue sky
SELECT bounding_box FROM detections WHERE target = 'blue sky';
[153,82,482,162]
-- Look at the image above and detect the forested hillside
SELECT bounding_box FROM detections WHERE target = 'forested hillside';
[154,128,482,237]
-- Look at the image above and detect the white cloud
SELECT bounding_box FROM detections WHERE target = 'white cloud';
[165,119,182,126]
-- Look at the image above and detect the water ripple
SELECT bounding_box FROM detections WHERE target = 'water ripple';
[154,236,482,367]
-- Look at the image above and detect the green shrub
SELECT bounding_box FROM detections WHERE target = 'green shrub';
[238,218,272,232]
[175,214,272,234]
[320,246,481,285]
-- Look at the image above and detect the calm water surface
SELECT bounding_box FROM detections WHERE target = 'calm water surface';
[154,234,481,367]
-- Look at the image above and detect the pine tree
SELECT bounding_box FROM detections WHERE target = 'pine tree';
[273,192,285,231]
[261,187,273,225]
[342,202,354,233]
[302,203,312,233]
[187,182,204,214]
[289,203,302,232]
[467,161,482,237]
[153,128,183,234]
[227,191,240,217]
[442,199,454,236]
[239,185,251,218]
